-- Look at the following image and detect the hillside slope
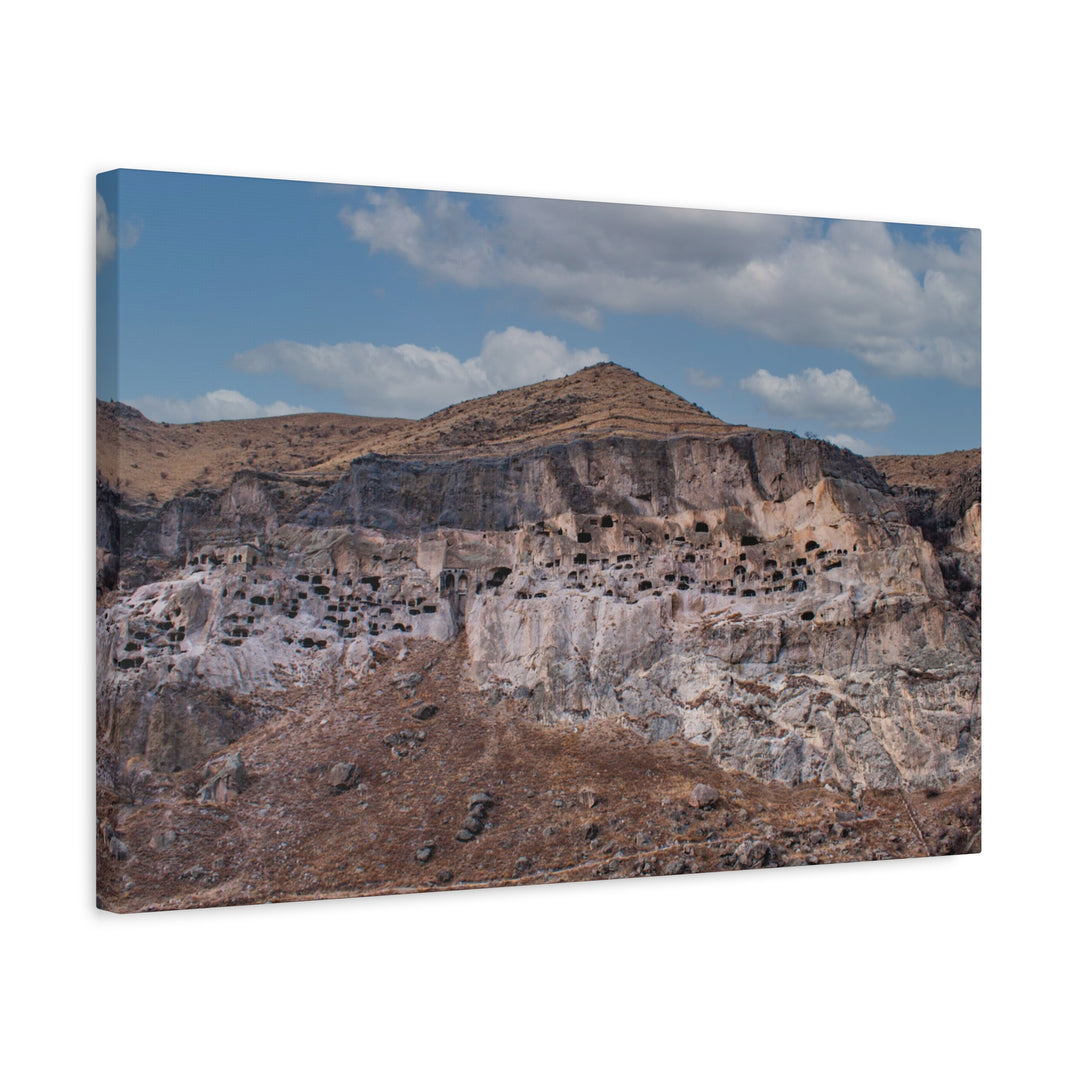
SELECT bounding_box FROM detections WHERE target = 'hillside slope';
[97,364,741,503]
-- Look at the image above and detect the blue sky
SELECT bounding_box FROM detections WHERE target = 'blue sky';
[97,169,980,454]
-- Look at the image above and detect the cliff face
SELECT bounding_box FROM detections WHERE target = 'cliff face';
[299,432,889,533]
[97,409,980,792]
[874,449,981,620]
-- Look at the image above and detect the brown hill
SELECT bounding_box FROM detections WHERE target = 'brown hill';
[97,363,741,502]
[871,448,981,493]
[96,401,410,504]
[872,448,981,543]
[355,362,740,462]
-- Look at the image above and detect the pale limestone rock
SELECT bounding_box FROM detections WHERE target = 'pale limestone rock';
[98,432,979,793]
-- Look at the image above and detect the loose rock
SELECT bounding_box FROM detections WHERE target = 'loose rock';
[197,752,245,804]
[735,839,777,869]
[391,671,423,696]
[328,762,358,791]
[689,783,720,809]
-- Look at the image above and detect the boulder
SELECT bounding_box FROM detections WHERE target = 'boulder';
[197,752,245,804]
[735,840,777,869]
[328,762,358,791]
[391,671,423,695]
[689,783,720,809]
[150,829,178,851]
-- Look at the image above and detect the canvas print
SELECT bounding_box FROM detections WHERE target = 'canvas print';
[96,170,981,912]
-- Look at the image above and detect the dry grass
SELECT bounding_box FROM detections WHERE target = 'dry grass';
[97,364,745,503]
[359,362,742,463]
[96,402,410,503]
[872,448,981,492]
[97,637,980,913]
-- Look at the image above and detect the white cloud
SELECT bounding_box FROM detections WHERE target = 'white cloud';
[96,192,141,271]
[96,193,116,270]
[685,367,724,391]
[128,389,314,424]
[232,327,608,418]
[341,193,980,384]
[740,367,895,430]
[825,432,887,456]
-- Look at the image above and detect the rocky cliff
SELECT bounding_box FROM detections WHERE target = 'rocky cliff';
[97,370,980,795]
[299,430,889,532]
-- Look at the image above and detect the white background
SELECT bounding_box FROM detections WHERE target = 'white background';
[2,3,1074,1076]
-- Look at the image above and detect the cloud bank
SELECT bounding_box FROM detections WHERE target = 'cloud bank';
[341,192,980,384]
[233,326,608,418]
[129,389,314,424]
[740,367,895,430]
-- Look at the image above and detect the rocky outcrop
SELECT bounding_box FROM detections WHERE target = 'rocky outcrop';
[99,682,262,772]
[97,413,980,795]
[300,433,889,534]
[97,477,121,595]
[872,450,981,621]
[197,751,245,803]
[100,471,340,593]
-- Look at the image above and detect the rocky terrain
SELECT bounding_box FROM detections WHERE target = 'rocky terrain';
[96,364,981,912]
[873,449,981,619]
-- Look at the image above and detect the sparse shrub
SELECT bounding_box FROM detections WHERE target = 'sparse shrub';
[97,746,150,805]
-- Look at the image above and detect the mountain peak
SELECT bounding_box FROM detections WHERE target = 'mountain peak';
[375,363,738,460]
[97,364,741,501]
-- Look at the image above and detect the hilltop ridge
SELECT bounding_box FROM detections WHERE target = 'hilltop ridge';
[97,363,744,502]
[363,362,741,461]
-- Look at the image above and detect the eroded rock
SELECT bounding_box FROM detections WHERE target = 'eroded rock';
[688,783,720,809]
[197,752,245,804]
[97,400,979,798]
[328,762,358,791]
